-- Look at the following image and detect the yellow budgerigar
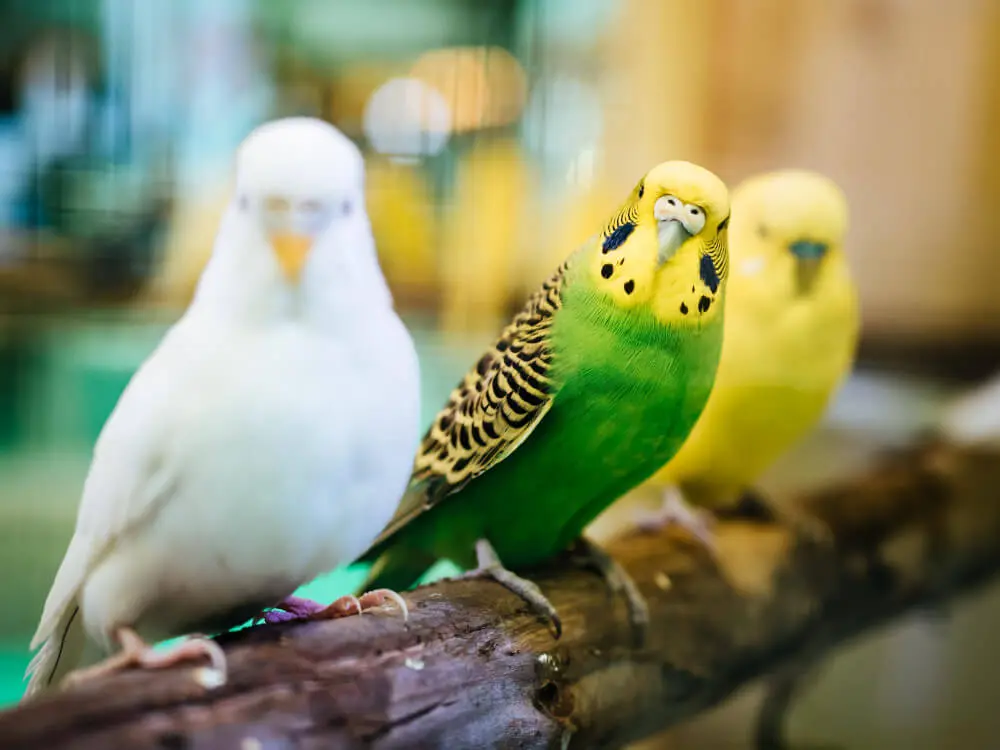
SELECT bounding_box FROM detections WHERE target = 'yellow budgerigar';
[643,168,860,544]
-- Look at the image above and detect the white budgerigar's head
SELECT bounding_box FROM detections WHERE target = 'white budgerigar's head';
[197,117,390,320]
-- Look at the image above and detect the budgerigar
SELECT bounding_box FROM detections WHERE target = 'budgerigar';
[24,117,420,697]
[641,168,859,544]
[356,161,731,634]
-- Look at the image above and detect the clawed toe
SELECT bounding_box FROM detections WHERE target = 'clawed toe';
[357,588,409,621]
[638,487,717,552]
[468,538,562,638]
[571,536,649,644]
[62,629,227,689]
[307,589,409,621]
[317,594,364,619]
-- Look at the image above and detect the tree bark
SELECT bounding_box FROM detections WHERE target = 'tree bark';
[1,440,998,750]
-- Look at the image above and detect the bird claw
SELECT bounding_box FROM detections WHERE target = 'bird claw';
[310,594,362,619]
[465,538,562,639]
[637,486,717,552]
[570,536,649,645]
[360,589,410,621]
[61,629,227,689]
[265,590,409,624]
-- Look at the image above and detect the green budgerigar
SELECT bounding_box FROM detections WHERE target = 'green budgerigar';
[357,161,731,633]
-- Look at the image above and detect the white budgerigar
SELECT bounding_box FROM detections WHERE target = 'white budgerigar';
[24,117,421,697]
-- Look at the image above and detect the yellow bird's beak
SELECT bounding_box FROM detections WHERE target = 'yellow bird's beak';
[270,233,313,282]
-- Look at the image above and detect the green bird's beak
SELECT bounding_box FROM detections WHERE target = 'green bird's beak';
[789,240,828,295]
[657,219,691,265]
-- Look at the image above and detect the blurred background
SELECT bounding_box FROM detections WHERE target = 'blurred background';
[0,0,999,746]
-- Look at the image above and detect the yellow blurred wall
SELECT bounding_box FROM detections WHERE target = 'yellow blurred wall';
[601,0,1000,342]
[146,0,1000,345]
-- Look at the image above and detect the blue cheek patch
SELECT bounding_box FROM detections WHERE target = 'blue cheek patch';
[602,221,635,253]
[789,240,828,260]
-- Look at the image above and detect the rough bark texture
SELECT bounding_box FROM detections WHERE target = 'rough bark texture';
[1,440,999,750]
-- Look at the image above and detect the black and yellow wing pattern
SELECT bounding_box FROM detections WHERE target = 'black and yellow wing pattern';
[370,259,571,548]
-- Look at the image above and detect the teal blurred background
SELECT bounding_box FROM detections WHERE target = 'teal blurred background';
[2,0,1000,747]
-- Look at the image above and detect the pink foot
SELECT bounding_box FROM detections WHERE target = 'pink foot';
[637,487,717,551]
[263,590,409,624]
[62,628,227,688]
[263,595,327,624]
[310,588,410,621]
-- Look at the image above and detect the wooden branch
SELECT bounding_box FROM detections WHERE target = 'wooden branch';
[2,440,1000,750]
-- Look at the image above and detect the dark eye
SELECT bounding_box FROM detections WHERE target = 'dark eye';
[688,206,701,216]
[667,197,678,207]
[637,184,644,199]
[264,196,291,213]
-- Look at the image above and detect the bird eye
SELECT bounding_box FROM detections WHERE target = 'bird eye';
[264,196,291,213]
[667,197,678,207]
[682,202,706,234]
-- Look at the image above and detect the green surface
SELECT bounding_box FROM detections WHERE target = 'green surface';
[0,652,30,707]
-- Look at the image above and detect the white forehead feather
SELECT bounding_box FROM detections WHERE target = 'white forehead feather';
[235,117,364,196]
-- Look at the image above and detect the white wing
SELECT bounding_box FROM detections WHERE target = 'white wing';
[30,320,197,650]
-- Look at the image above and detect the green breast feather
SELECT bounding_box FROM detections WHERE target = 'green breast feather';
[357,240,725,590]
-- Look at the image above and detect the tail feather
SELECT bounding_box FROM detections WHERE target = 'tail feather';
[23,602,87,699]
[356,548,435,596]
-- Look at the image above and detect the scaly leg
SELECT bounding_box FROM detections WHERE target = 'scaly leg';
[570,536,649,641]
[637,486,717,551]
[464,538,562,638]
[264,591,409,624]
[62,628,226,688]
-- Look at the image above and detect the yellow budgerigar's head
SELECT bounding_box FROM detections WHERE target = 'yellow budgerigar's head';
[589,160,731,326]
[730,169,849,297]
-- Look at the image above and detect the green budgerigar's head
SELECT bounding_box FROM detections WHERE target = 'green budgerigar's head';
[730,169,849,297]
[590,160,731,327]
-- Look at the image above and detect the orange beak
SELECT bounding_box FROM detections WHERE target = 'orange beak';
[270,233,313,282]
